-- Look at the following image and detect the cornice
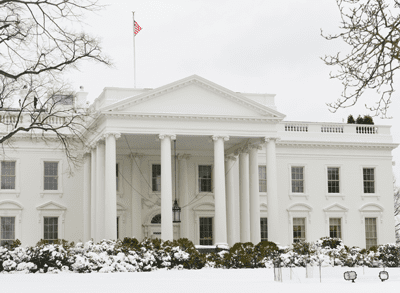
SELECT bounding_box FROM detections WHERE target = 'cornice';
[101,112,281,123]
[277,140,398,150]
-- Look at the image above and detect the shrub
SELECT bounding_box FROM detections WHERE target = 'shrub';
[347,115,355,124]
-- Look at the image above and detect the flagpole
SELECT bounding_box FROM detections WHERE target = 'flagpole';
[132,11,136,88]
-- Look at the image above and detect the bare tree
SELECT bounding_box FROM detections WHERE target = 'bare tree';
[322,0,400,117]
[0,0,109,79]
[0,0,109,170]
[395,185,400,243]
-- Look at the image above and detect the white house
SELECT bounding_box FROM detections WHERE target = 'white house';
[0,75,397,249]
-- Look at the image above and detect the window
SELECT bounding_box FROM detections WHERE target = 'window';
[260,218,268,241]
[363,168,375,193]
[0,217,15,246]
[1,161,15,190]
[259,166,267,192]
[43,217,58,243]
[199,217,213,245]
[152,164,161,192]
[327,167,340,193]
[198,165,212,192]
[365,217,377,249]
[291,167,304,193]
[293,218,305,243]
[116,163,119,191]
[44,162,58,190]
[117,217,119,239]
[329,218,341,238]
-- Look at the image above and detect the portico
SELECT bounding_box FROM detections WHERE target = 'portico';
[82,75,284,246]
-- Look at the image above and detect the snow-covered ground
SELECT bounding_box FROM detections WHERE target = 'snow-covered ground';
[0,266,399,293]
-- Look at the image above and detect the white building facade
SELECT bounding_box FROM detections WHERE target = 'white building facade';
[0,75,397,249]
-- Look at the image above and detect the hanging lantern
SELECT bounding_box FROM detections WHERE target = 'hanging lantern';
[173,199,181,223]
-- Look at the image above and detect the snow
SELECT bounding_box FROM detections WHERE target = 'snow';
[0,266,399,293]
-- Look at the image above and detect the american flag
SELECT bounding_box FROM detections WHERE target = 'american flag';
[134,21,142,35]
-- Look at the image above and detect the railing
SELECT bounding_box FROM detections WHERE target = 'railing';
[321,125,344,133]
[0,111,66,127]
[282,122,389,136]
[284,123,308,132]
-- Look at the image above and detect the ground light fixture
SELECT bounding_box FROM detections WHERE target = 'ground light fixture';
[343,271,357,283]
[379,270,389,282]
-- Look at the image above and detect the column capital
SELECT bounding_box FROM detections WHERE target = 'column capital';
[225,154,237,161]
[211,135,229,141]
[248,143,263,151]
[158,134,176,140]
[234,146,249,156]
[129,153,145,160]
[178,154,191,161]
[104,132,121,140]
[264,137,280,143]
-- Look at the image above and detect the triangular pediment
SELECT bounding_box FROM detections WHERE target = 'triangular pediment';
[323,203,349,213]
[103,75,285,120]
[36,201,67,211]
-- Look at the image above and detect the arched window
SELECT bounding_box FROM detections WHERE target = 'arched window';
[151,214,161,224]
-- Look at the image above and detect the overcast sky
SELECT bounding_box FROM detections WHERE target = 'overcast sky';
[68,0,400,183]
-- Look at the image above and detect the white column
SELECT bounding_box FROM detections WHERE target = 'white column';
[83,152,91,242]
[225,155,236,247]
[239,150,250,242]
[90,146,97,241]
[265,137,280,244]
[179,154,190,239]
[159,134,175,241]
[131,153,143,240]
[96,140,105,242]
[104,132,120,240]
[212,135,229,247]
[249,145,261,244]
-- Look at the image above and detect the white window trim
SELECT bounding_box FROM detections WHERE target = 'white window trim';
[260,203,268,241]
[359,203,383,248]
[323,203,348,241]
[36,201,66,241]
[116,159,124,198]
[40,159,63,198]
[0,159,21,197]
[195,163,214,196]
[361,166,379,200]
[193,202,214,245]
[288,164,309,199]
[117,202,127,240]
[0,200,23,242]
[325,165,344,200]
[258,165,267,195]
[287,203,312,243]
[148,160,161,196]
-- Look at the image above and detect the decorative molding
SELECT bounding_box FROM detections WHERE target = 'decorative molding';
[277,141,398,150]
[224,154,237,161]
[178,154,191,161]
[104,132,121,140]
[211,135,229,142]
[264,137,280,143]
[158,134,176,140]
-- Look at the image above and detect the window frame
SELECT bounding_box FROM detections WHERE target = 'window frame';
[150,163,161,193]
[0,159,20,196]
[359,203,383,249]
[258,165,267,193]
[292,217,306,243]
[116,159,125,197]
[199,217,213,245]
[329,217,342,239]
[0,216,16,246]
[325,165,344,199]
[360,166,379,199]
[198,165,212,193]
[43,216,59,243]
[287,203,312,243]
[36,201,66,241]
[40,159,63,197]
[195,163,214,195]
[365,217,378,250]
[0,200,22,244]
[260,217,268,242]
[323,203,348,242]
[193,203,214,245]
[288,164,308,199]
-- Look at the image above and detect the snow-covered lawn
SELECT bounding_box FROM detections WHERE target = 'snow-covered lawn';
[0,266,399,293]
